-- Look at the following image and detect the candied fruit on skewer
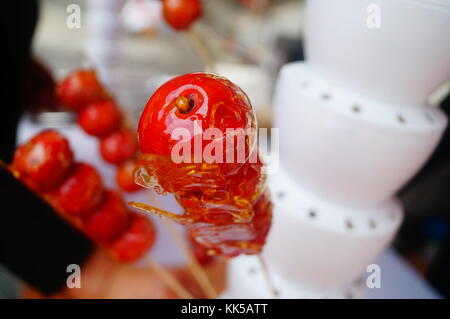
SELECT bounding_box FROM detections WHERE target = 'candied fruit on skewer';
[188,190,272,257]
[12,130,74,192]
[11,130,156,263]
[132,72,273,257]
[50,163,103,217]
[57,69,109,111]
[82,190,130,244]
[162,0,202,31]
[77,100,122,137]
[109,213,156,263]
[100,128,138,165]
[116,160,141,192]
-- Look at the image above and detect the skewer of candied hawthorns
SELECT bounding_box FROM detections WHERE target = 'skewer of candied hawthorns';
[162,0,215,72]
[57,69,140,193]
[9,130,192,299]
[129,72,274,294]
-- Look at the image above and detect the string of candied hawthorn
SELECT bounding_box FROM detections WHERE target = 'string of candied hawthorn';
[162,0,215,72]
[56,69,141,192]
[10,130,195,298]
[10,130,156,263]
[130,72,273,258]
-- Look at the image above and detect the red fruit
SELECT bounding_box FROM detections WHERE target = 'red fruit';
[109,214,156,263]
[12,130,74,192]
[57,69,109,111]
[51,163,103,217]
[138,73,256,157]
[77,100,122,137]
[189,232,213,265]
[82,190,129,243]
[163,0,202,31]
[99,128,138,165]
[116,161,141,192]
[187,190,272,257]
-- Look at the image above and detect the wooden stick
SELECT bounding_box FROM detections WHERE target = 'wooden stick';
[146,256,194,299]
[187,28,216,73]
[152,194,218,299]
[141,192,218,299]
[257,254,278,298]
[162,218,218,299]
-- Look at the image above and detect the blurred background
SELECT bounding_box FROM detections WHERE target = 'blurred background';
[0,0,449,299]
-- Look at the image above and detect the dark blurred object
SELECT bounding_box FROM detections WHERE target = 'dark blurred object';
[0,1,38,162]
[276,36,304,63]
[0,0,95,297]
[428,234,450,298]
[0,164,94,296]
[396,92,450,297]
[23,57,59,114]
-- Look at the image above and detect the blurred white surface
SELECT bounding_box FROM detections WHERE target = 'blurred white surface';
[223,247,440,299]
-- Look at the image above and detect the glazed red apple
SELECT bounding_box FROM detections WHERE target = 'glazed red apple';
[109,214,156,263]
[138,72,256,157]
[83,190,129,243]
[163,0,202,31]
[51,163,103,217]
[116,160,141,192]
[99,128,138,165]
[77,100,122,137]
[12,130,74,192]
[57,69,109,111]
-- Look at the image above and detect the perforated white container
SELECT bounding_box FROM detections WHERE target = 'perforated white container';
[263,167,403,291]
[273,62,447,207]
[304,0,450,106]
[223,167,402,297]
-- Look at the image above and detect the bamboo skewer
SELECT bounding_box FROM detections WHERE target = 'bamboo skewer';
[187,28,216,73]
[146,256,194,299]
[162,218,218,299]
[257,254,278,298]
[130,193,218,299]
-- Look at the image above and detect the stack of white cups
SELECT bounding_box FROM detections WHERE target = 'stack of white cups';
[223,0,450,298]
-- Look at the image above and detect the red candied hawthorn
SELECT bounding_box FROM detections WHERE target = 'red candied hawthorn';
[77,100,122,137]
[138,72,256,157]
[109,214,156,263]
[188,231,213,265]
[132,72,272,258]
[82,190,129,243]
[116,160,141,192]
[163,0,202,31]
[188,190,273,257]
[51,163,103,217]
[12,130,74,192]
[57,69,109,111]
[100,128,138,165]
